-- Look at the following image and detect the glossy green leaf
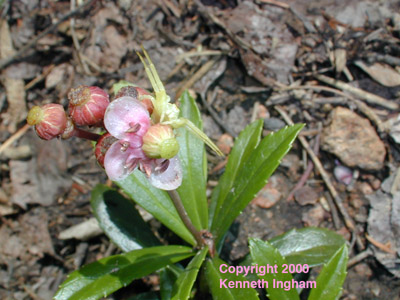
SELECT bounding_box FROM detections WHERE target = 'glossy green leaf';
[269,227,346,267]
[308,244,348,300]
[160,265,183,300]
[54,246,193,300]
[91,184,160,252]
[118,170,195,245]
[205,257,259,300]
[126,292,160,300]
[249,238,300,300]
[209,120,263,228]
[212,124,304,245]
[176,91,208,230]
[171,246,208,300]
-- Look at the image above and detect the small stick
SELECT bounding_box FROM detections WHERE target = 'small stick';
[175,58,218,98]
[202,88,237,137]
[278,84,386,132]
[324,192,341,229]
[259,0,289,8]
[347,248,372,268]
[315,74,398,110]
[0,0,94,70]
[365,233,397,255]
[287,130,321,201]
[167,190,203,247]
[0,124,30,155]
[70,0,91,75]
[390,167,400,195]
[275,106,363,250]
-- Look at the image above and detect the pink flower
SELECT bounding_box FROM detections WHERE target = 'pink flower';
[103,96,182,190]
[68,85,110,126]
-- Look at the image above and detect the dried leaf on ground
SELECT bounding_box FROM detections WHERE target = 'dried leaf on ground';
[0,20,27,131]
[10,135,71,208]
[355,61,400,87]
[367,187,400,277]
[0,207,54,262]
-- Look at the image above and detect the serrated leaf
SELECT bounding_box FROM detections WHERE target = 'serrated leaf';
[249,238,300,300]
[269,227,346,267]
[205,257,259,300]
[91,184,160,252]
[209,120,263,228]
[171,246,208,300]
[118,170,195,245]
[54,246,193,300]
[308,244,348,300]
[160,265,183,300]
[176,91,208,230]
[212,124,304,245]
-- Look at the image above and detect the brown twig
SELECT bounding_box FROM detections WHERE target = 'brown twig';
[315,74,399,110]
[70,0,92,75]
[0,124,30,155]
[0,0,95,70]
[275,105,364,250]
[347,248,373,268]
[324,192,341,229]
[175,57,219,98]
[258,0,289,9]
[278,84,386,132]
[202,88,237,137]
[365,233,397,255]
[287,127,321,201]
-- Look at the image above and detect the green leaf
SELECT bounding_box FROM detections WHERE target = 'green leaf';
[269,227,346,267]
[126,292,160,300]
[205,257,259,300]
[118,170,195,245]
[308,244,348,300]
[171,246,208,300]
[91,184,160,252]
[176,91,208,230]
[160,265,183,300]
[212,124,304,245]
[249,238,300,300]
[209,120,263,229]
[54,246,193,300]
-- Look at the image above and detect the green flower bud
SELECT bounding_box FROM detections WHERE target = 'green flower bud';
[142,124,179,159]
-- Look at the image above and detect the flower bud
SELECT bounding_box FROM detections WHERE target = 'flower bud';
[95,133,118,167]
[137,87,154,115]
[68,85,109,126]
[60,117,77,139]
[142,124,179,159]
[27,104,67,140]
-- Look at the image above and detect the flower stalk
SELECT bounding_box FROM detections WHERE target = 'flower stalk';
[167,190,204,248]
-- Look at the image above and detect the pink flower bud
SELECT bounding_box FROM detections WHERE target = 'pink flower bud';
[60,117,76,139]
[136,87,154,115]
[95,133,118,167]
[114,86,138,99]
[142,124,179,159]
[27,104,67,140]
[68,85,109,126]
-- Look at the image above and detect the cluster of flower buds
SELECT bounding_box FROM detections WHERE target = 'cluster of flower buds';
[27,85,110,141]
[27,82,183,190]
[27,50,222,191]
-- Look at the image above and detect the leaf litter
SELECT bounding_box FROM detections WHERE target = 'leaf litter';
[0,0,400,298]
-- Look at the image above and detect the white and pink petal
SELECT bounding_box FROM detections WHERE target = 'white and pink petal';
[104,96,150,140]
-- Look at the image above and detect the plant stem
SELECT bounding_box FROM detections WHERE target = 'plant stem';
[73,128,101,141]
[168,190,203,247]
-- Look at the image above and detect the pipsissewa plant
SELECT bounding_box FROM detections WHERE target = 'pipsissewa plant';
[28,50,348,300]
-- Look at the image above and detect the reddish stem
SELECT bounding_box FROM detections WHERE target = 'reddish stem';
[73,128,101,141]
